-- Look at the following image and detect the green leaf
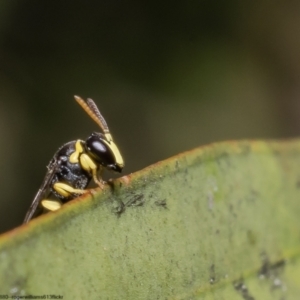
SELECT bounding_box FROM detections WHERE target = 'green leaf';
[1,140,300,299]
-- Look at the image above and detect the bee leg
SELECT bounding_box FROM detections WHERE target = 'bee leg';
[79,154,105,189]
[53,182,87,198]
[41,200,62,212]
[92,167,105,189]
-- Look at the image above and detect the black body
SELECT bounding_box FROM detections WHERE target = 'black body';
[23,140,92,222]
[49,141,91,202]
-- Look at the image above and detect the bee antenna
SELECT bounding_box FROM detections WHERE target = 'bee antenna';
[74,95,110,134]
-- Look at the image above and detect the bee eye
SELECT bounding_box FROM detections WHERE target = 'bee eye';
[85,133,115,166]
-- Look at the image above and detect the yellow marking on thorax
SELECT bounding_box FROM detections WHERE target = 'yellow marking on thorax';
[69,140,84,163]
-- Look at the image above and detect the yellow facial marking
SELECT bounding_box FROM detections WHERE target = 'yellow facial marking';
[69,140,84,163]
[102,139,124,168]
[41,200,62,211]
[104,133,113,143]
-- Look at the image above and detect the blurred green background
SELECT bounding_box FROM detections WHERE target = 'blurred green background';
[1,1,299,233]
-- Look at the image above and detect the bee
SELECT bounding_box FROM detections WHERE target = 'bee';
[23,96,124,223]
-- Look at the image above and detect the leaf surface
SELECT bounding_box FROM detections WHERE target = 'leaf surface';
[0,140,300,299]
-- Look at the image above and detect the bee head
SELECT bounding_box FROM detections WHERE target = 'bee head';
[85,132,124,172]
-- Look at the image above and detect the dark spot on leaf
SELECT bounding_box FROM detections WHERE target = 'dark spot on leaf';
[209,264,215,284]
[126,194,145,207]
[258,252,285,290]
[111,200,125,216]
[155,199,167,209]
[233,278,255,300]
[9,277,27,295]
[258,252,285,278]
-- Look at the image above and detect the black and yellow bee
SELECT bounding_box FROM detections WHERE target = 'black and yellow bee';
[23,96,124,223]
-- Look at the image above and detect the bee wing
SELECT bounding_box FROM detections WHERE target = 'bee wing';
[23,160,59,223]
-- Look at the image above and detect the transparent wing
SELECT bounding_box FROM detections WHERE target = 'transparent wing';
[23,161,59,223]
